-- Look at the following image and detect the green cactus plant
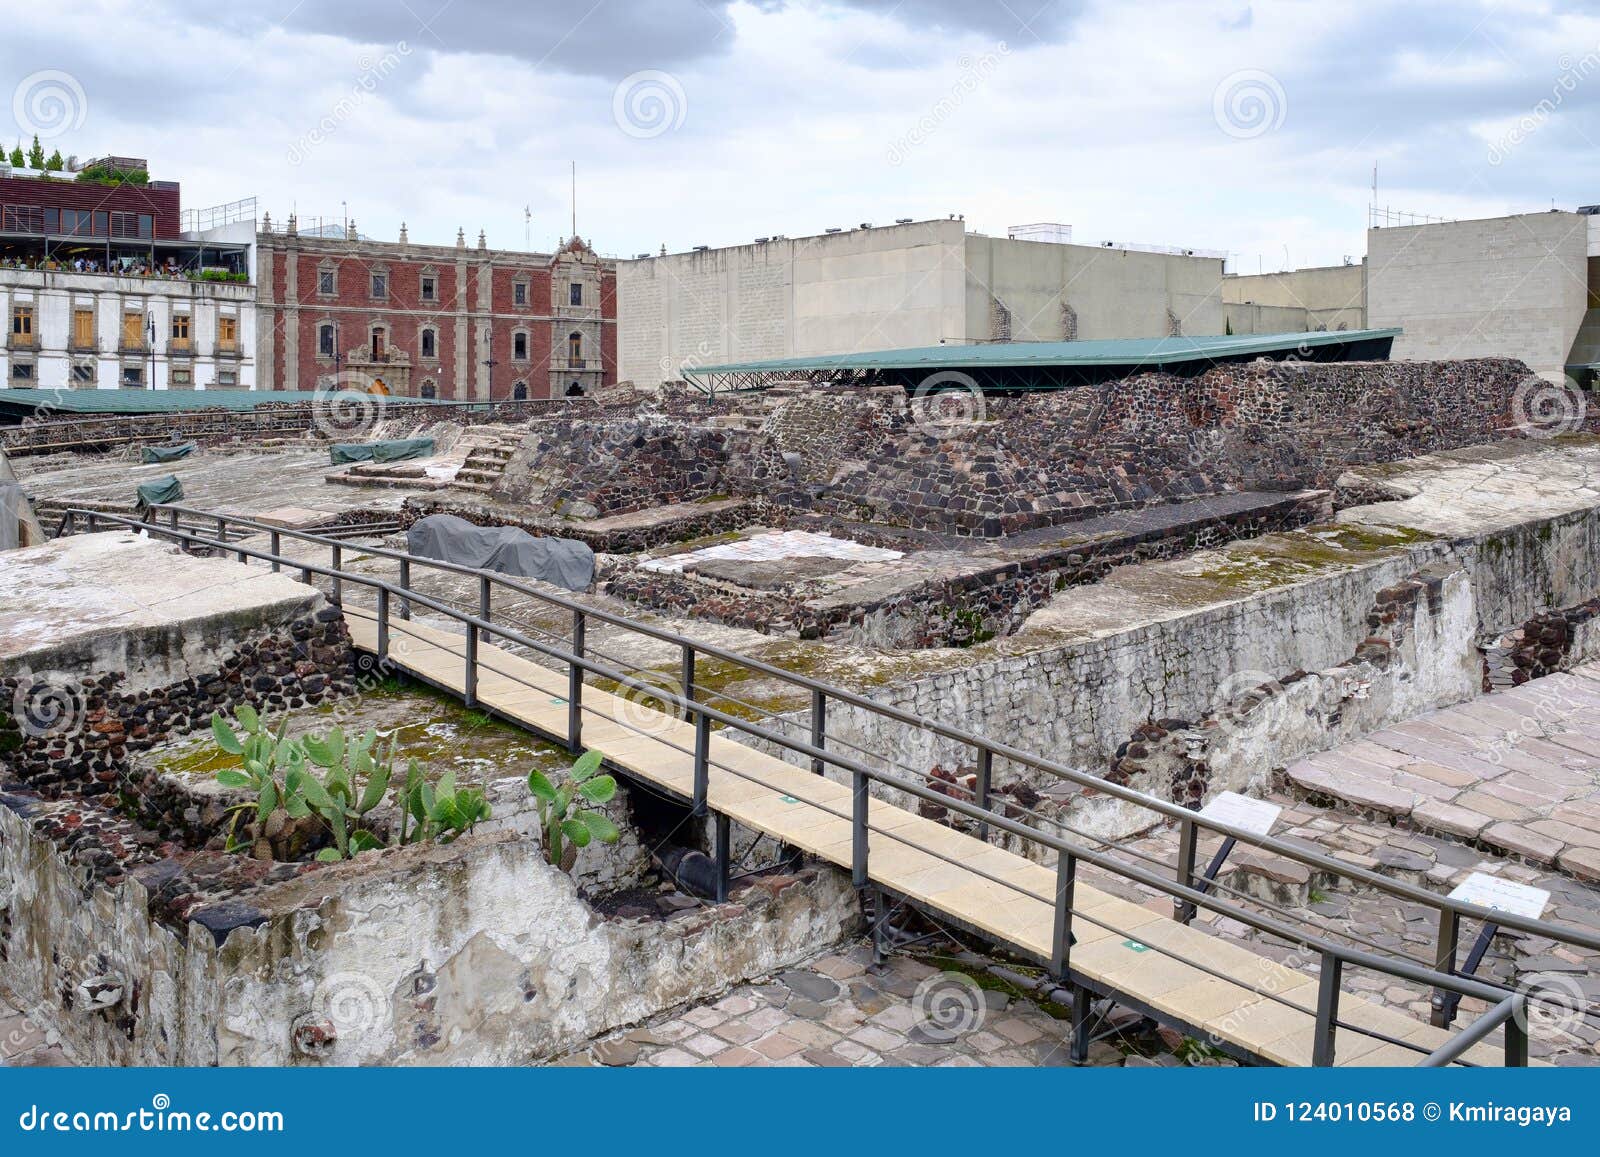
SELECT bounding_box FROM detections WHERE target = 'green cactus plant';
[526,749,620,872]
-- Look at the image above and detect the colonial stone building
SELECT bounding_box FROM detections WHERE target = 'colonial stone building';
[255,218,617,400]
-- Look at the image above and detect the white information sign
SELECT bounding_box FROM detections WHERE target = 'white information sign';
[1198,791,1282,837]
[1449,872,1550,920]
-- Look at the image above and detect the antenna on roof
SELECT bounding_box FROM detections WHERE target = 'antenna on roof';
[571,161,577,240]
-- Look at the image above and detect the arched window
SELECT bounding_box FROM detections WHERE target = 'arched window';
[370,325,387,360]
[419,380,437,399]
[568,331,582,364]
[512,382,528,400]
[318,323,335,358]
[565,382,585,397]
[420,327,436,359]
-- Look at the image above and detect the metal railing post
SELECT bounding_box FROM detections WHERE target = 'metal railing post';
[1504,994,1529,1067]
[810,688,827,776]
[376,588,390,659]
[399,559,411,620]
[478,574,491,626]
[215,515,226,544]
[1313,953,1343,1066]
[713,812,731,903]
[975,747,992,841]
[465,617,479,708]
[1052,851,1078,979]
[87,511,98,532]
[692,707,711,817]
[681,644,696,711]
[330,544,342,605]
[1430,908,1460,1027]
[851,769,869,887]
[269,530,281,572]
[1175,817,1199,924]
[567,609,585,753]
[168,508,179,534]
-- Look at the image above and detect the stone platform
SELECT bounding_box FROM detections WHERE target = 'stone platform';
[0,531,323,688]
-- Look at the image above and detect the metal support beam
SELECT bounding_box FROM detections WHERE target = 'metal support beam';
[1313,953,1343,1067]
[567,610,584,753]
[692,710,710,817]
[851,769,869,887]
[1070,985,1092,1065]
[1430,907,1461,1028]
[810,688,826,775]
[1052,852,1077,979]
[975,748,992,841]
[398,559,411,620]
[376,588,390,659]
[713,812,730,903]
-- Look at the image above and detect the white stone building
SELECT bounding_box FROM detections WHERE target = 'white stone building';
[1,269,255,390]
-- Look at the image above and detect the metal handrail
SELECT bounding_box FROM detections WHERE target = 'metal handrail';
[139,501,1600,953]
[59,508,1579,1065]
[1421,994,1527,1067]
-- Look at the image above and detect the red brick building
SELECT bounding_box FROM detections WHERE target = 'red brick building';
[254,217,616,400]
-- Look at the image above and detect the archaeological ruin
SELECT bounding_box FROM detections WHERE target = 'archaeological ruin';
[2,354,1599,1070]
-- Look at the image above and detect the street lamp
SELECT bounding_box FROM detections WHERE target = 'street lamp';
[481,356,499,407]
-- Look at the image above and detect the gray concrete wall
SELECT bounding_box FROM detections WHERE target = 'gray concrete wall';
[962,236,1224,341]
[1223,264,1365,333]
[617,222,1227,384]
[1224,302,1311,335]
[617,219,967,384]
[1367,212,1591,379]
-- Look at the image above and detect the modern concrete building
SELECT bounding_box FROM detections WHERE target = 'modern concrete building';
[618,219,1227,385]
[0,159,255,391]
[1367,210,1596,381]
[1222,263,1366,335]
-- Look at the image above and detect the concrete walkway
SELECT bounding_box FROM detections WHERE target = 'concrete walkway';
[1283,668,1600,880]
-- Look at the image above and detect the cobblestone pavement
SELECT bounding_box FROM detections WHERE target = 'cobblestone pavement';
[562,946,1204,1069]
[1281,670,1600,881]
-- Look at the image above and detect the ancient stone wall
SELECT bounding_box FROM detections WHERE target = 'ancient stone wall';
[486,359,1546,540]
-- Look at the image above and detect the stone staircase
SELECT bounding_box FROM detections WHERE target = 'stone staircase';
[451,425,524,494]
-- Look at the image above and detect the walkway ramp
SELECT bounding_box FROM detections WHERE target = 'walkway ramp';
[344,604,1503,1067]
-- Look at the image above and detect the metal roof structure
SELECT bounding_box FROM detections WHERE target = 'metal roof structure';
[682,328,1402,393]
[0,388,466,420]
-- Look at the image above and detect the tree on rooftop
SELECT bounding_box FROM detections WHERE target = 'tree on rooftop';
[8,142,22,168]
[26,135,44,170]
[44,149,63,172]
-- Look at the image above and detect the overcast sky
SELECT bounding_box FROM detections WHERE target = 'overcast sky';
[6,0,1598,270]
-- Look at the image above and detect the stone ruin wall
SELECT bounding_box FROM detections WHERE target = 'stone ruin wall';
[485,358,1543,540]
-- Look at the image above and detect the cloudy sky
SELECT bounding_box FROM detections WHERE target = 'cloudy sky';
[5,0,1598,270]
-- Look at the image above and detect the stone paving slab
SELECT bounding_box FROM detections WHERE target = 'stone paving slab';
[1283,671,1600,879]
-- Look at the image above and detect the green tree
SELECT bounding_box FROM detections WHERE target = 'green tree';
[8,142,23,168]
[44,149,63,172]
[26,135,44,170]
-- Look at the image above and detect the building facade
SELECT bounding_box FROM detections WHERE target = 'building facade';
[0,161,254,390]
[1367,210,1596,381]
[617,218,1227,385]
[255,219,617,400]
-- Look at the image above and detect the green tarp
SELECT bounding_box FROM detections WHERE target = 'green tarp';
[141,441,198,464]
[329,437,436,466]
[136,474,184,510]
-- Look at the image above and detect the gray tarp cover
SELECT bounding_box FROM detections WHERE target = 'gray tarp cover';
[329,437,436,465]
[141,441,197,464]
[407,514,594,591]
[136,474,184,509]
